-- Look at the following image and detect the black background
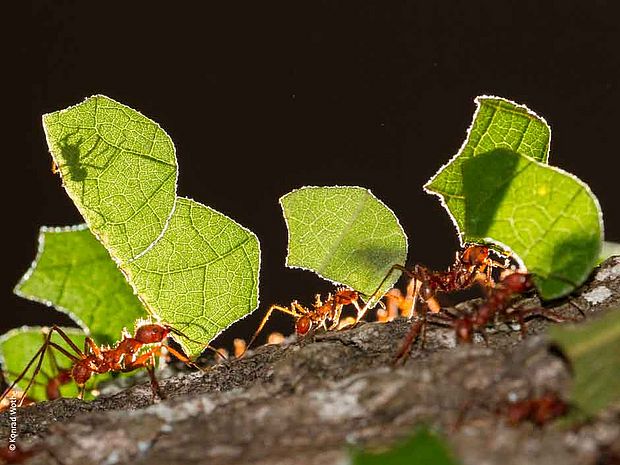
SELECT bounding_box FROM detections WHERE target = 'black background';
[7,1,619,349]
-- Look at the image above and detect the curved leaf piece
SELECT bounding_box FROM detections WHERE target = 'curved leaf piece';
[549,307,620,422]
[426,96,551,234]
[280,186,408,300]
[460,149,602,299]
[43,95,178,264]
[14,226,144,345]
[0,327,101,401]
[123,197,261,356]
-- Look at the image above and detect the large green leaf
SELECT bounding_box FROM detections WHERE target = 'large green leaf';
[426,96,551,233]
[459,149,601,299]
[0,327,101,401]
[122,197,261,356]
[425,97,602,299]
[280,186,408,301]
[350,427,460,465]
[15,226,144,346]
[43,95,178,264]
[549,308,620,421]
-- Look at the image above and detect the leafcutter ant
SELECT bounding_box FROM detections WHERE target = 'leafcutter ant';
[243,288,362,355]
[0,322,210,407]
[367,245,506,321]
[395,270,572,361]
[442,271,572,344]
[366,245,507,359]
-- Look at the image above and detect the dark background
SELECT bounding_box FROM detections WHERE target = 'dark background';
[7,1,619,349]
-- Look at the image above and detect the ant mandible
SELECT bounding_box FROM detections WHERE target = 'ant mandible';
[0,322,205,407]
[242,288,362,355]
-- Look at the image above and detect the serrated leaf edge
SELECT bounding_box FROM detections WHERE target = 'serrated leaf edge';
[42,94,180,266]
[438,155,604,294]
[279,185,409,300]
[13,224,95,337]
[423,95,551,246]
[120,195,262,348]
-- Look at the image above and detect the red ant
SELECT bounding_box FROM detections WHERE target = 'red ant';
[395,271,570,361]
[504,392,568,426]
[368,245,506,319]
[445,271,572,344]
[0,322,206,407]
[367,245,506,358]
[243,288,362,354]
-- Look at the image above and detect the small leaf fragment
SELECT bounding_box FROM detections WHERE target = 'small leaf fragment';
[350,427,460,465]
[123,197,261,356]
[0,327,100,401]
[549,308,620,421]
[15,226,144,345]
[280,186,408,300]
[43,95,178,264]
[426,96,551,233]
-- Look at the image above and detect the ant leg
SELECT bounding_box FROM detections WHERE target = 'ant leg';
[392,318,424,365]
[145,364,164,401]
[358,264,413,318]
[1,327,86,406]
[13,330,54,406]
[125,348,165,400]
[160,344,201,371]
[243,304,302,355]
[46,326,86,358]
[165,326,229,363]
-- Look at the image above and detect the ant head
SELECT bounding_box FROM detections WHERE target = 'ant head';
[461,245,489,265]
[419,281,435,301]
[295,316,312,335]
[135,324,170,344]
[336,288,359,303]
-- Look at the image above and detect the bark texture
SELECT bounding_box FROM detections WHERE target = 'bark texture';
[2,257,620,465]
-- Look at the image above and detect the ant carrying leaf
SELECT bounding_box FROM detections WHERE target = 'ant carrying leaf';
[242,288,363,355]
[0,321,218,407]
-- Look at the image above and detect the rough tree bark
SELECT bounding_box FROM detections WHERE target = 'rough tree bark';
[2,257,620,465]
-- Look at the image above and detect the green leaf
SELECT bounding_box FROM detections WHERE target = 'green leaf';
[459,149,601,299]
[280,186,408,300]
[43,95,178,264]
[350,427,460,465]
[426,96,551,233]
[0,327,101,401]
[14,226,145,346]
[122,197,261,356]
[600,241,620,263]
[425,97,602,299]
[549,308,620,421]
